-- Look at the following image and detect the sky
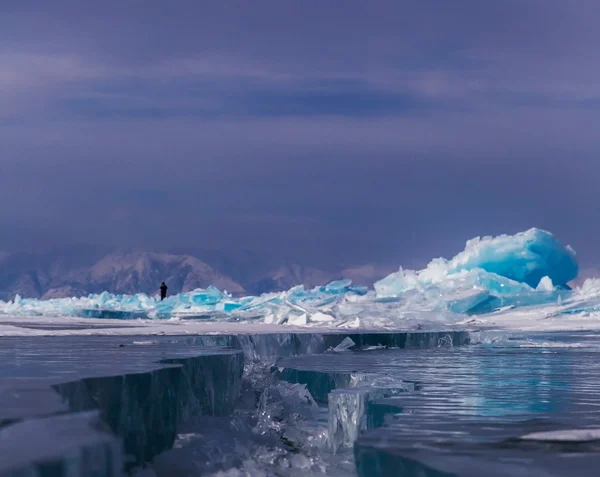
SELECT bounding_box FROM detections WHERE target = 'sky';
[1,0,599,269]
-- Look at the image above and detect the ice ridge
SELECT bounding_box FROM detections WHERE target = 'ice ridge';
[0,228,594,328]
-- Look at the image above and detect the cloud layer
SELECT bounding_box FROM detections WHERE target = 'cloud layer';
[1,0,599,267]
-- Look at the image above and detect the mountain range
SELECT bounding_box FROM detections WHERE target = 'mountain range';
[0,247,396,301]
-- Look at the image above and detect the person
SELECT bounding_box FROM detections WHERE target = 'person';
[160,282,168,301]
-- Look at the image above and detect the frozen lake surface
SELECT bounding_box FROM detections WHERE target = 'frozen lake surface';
[2,322,600,476]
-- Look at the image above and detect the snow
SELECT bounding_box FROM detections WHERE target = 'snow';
[0,228,598,332]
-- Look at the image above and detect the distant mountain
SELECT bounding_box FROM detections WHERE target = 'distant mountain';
[338,264,398,286]
[84,251,246,296]
[250,264,336,295]
[0,247,393,300]
[0,250,244,300]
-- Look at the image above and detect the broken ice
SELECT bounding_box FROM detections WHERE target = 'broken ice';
[0,228,597,328]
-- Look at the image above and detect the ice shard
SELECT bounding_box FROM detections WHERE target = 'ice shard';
[328,389,405,452]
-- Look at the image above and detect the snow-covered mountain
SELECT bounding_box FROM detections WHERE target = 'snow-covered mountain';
[0,248,393,300]
[249,264,336,294]
[338,264,398,286]
[0,250,244,300]
[82,251,246,296]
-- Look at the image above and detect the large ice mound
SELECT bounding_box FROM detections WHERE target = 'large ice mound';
[375,228,578,294]
[374,228,579,315]
[0,228,593,328]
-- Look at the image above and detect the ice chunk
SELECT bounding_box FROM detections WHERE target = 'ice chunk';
[536,276,554,292]
[328,387,407,452]
[324,279,353,292]
[287,313,308,326]
[256,382,318,436]
[328,388,383,452]
[377,229,577,295]
[440,288,490,314]
[190,286,226,305]
[310,312,335,323]
[331,337,356,352]
[451,229,578,287]
[373,229,578,315]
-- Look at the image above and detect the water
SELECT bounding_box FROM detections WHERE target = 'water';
[271,332,600,476]
[4,330,600,476]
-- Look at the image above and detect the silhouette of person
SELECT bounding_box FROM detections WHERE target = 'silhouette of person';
[160,282,168,301]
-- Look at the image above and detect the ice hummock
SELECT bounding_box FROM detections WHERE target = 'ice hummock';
[0,228,597,328]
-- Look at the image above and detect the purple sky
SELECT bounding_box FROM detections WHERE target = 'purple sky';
[1,1,598,268]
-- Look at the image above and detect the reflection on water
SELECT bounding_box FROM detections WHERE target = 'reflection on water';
[280,333,599,419]
[278,332,600,476]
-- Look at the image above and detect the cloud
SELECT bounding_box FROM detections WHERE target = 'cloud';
[1,0,600,267]
[4,0,600,121]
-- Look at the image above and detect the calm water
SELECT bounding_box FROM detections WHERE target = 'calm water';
[5,331,600,476]
[277,331,600,476]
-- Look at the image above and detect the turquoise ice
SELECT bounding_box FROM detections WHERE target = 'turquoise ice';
[0,228,593,325]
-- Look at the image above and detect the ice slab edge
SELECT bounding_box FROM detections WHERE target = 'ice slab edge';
[53,353,245,464]
[271,331,466,454]
[179,330,471,361]
[0,336,244,474]
[272,331,467,402]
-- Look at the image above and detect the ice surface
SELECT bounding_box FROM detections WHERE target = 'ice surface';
[0,411,122,477]
[0,228,596,329]
[0,336,244,467]
[519,429,600,442]
[6,316,599,477]
[331,337,356,352]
